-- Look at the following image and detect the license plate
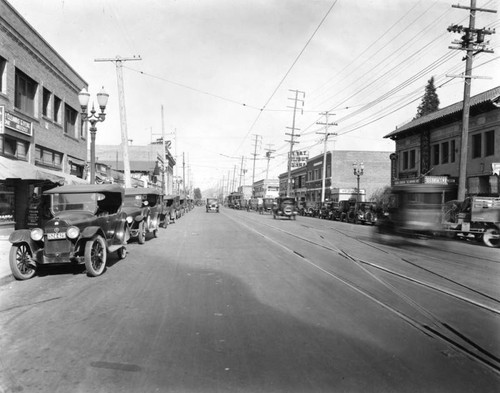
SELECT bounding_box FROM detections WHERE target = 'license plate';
[47,232,66,240]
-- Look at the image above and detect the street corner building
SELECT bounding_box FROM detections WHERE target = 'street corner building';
[0,0,89,231]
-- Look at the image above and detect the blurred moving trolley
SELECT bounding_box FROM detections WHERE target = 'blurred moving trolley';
[377,177,500,247]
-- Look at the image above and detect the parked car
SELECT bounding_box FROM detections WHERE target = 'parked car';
[123,188,161,243]
[355,202,379,225]
[162,195,177,223]
[319,201,339,220]
[338,199,357,223]
[272,197,298,220]
[8,184,129,280]
[206,198,220,213]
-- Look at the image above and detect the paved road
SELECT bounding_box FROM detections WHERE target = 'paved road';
[0,207,499,392]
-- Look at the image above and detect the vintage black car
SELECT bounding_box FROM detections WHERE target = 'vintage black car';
[123,188,161,243]
[272,197,298,220]
[9,184,129,280]
[206,198,219,213]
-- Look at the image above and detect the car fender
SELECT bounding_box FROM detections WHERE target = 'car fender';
[9,229,40,253]
[81,226,105,240]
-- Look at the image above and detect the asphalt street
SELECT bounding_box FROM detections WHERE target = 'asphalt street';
[0,207,499,393]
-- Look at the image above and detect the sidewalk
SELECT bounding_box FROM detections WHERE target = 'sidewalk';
[0,225,12,283]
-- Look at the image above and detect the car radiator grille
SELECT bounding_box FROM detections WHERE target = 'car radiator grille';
[44,238,72,255]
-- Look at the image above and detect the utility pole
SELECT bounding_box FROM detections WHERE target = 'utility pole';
[316,112,337,203]
[232,165,237,192]
[447,0,496,200]
[264,144,276,180]
[286,89,305,197]
[182,152,186,196]
[239,155,245,188]
[251,134,262,196]
[95,55,141,188]
[161,105,167,195]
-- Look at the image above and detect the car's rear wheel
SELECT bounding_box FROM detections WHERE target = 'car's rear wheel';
[85,236,107,277]
[483,228,500,248]
[9,243,36,280]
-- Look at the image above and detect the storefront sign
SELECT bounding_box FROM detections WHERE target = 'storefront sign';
[289,150,308,168]
[5,111,33,136]
[423,176,451,184]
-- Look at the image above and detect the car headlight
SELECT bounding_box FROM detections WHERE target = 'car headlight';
[126,216,133,224]
[30,228,44,241]
[66,226,80,239]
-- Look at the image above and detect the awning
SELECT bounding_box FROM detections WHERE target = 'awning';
[0,156,88,185]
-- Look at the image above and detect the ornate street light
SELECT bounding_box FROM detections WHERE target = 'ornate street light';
[353,161,364,202]
[78,87,109,184]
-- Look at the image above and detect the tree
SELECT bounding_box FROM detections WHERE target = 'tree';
[414,77,440,119]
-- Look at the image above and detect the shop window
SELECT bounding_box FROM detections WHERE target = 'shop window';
[53,96,62,123]
[42,88,51,117]
[441,142,449,164]
[0,56,6,94]
[64,104,78,136]
[485,130,495,157]
[472,133,482,158]
[15,69,37,116]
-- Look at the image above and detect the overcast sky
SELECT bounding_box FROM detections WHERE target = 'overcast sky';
[8,0,500,191]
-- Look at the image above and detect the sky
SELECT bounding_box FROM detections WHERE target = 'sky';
[7,0,500,192]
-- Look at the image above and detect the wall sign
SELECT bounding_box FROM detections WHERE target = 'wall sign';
[4,111,33,136]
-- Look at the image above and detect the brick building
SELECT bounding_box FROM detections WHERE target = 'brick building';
[279,150,392,203]
[384,86,500,196]
[0,0,88,229]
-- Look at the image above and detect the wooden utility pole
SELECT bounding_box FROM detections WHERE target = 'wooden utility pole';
[239,156,245,188]
[251,134,262,196]
[447,1,496,200]
[316,112,337,203]
[161,105,167,195]
[264,144,276,180]
[182,152,186,196]
[286,89,305,197]
[95,55,141,188]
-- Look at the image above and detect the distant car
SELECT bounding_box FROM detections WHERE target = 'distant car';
[206,198,219,213]
[8,184,129,280]
[123,188,161,243]
[272,197,298,220]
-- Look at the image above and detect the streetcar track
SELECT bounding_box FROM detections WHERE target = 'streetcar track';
[224,211,500,375]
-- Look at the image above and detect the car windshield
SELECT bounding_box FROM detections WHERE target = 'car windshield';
[50,193,102,214]
[123,195,143,207]
[207,199,218,204]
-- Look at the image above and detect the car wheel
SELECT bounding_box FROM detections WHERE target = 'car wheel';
[9,243,36,280]
[117,246,127,260]
[138,221,146,244]
[483,228,500,247]
[85,236,107,277]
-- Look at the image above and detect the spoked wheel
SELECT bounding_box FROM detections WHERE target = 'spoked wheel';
[483,228,500,248]
[138,221,146,244]
[117,246,127,260]
[9,244,36,280]
[85,236,107,277]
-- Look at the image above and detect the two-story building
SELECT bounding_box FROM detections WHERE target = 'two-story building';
[252,178,279,199]
[279,150,392,203]
[384,86,500,196]
[0,0,88,229]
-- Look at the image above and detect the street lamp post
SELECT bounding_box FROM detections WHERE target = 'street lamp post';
[353,161,364,202]
[78,87,109,184]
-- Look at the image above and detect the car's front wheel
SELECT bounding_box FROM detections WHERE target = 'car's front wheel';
[483,228,500,248]
[85,236,107,277]
[9,243,36,280]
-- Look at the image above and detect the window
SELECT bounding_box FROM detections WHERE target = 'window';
[0,56,6,94]
[314,169,318,180]
[441,142,449,164]
[42,88,51,117]
[15,69,37,116]
[402,149,416,170]
[485,130,495,157]
[35,145,63,169]
[0,135,29,160]
[450,140,456,163]
[432,144,440,165]
[472,133,482,158]
[53,96,62,123]
[64,104,78,136]
[308,171,312,181]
